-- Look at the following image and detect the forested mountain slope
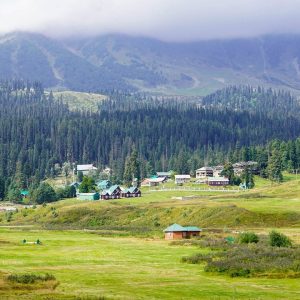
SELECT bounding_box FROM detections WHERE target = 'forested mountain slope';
[0,81,300,197]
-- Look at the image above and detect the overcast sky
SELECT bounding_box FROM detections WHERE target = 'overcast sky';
[0,0,300,41]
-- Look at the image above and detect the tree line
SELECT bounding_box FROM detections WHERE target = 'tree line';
[0,80,300,201]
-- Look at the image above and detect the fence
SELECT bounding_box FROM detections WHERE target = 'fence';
[148,187,241,193]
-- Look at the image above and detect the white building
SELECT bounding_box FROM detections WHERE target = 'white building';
[196,167,213,179]
[141,177,167,187]
[175,175,191,185]
[212,165,224,177]
[208,177,229,186]
[76,164,97,175]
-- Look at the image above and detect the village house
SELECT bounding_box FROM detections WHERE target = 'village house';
[156,171,172,179]
[77,192,100,200]
[196,167,213,178]
[121,187,142,198]
[164,223,202,240]
[141,177,167,187]
[175,175,191,185]
[76,164,98,175]
[208,177,229,186]
[20,190,29,199]
[233,161,258,176]
[101,185,122,200]
[212,165,224,177]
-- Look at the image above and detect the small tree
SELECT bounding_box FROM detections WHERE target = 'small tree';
[269,230,292,247]
[241,166,255,189]
[31,183,57,204]
[267,149,283,182]
[78,176,95,193]
[123,149,141,187]
[63,185,77,198]
[7,186,22,203]
[221,162,235,185]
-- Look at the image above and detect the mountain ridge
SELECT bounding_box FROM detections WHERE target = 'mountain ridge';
[1,32,300,95]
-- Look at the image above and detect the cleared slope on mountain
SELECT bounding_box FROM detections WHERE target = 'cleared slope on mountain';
[0,32,130,91]
[53,91,107,112]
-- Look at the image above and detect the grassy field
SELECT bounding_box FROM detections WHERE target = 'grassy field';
[0,228,300,299]
[1,175,300,298]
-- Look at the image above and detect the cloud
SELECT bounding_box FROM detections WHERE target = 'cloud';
[0,0,300,41]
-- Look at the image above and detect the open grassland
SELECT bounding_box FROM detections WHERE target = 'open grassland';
[0,228,300,299]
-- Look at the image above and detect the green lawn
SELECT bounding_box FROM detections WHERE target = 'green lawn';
[0,228,300,299]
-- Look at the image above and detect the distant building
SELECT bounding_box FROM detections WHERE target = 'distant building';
[76,164,97,175]
[20,190,29,198]
[156,171,172,179]
[121,187,142,198]
[208,177,229,186]
[196,167,213,179]
[164,223,202,240]
[141,177,167,187]
[175,175,191,185]
[101,185,122,200]
[233,161,258,176]
[77,192,100,200]
[212,165,224,177]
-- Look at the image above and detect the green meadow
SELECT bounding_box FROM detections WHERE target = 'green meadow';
[1,174,300,299]
[0,228,300,300]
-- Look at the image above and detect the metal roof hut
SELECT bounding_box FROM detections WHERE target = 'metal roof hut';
[163,223,202,240]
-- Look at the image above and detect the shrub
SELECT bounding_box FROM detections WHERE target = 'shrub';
[182,253,211,264]
[182,244,300,278]
[238,232,259,244]
[7,273,55,284]
[269,230,292,247]
[31,183,57,204]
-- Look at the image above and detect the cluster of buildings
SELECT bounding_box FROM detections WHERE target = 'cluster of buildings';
[75,179,142,201]
[141,161,258,188]
[74,161,259,199]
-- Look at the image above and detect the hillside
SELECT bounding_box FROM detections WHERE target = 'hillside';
[2,32,300,95]
[3,176,300,233]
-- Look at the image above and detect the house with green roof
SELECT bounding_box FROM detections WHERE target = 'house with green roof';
[164,223,202,240]
[20,190,29,198]
[97,180,112,191]
[101,185,121,200]
[121,187,142,198]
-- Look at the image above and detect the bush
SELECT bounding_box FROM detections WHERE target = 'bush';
[56,186,77,199]
[269,231,292,247]
[182,244,300,278]
[238,232,259,244]
[7,273,55,284]
[182,253,211,264]
[31,183,57,204]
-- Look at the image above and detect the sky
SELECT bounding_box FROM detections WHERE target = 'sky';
[0,0,300,41]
